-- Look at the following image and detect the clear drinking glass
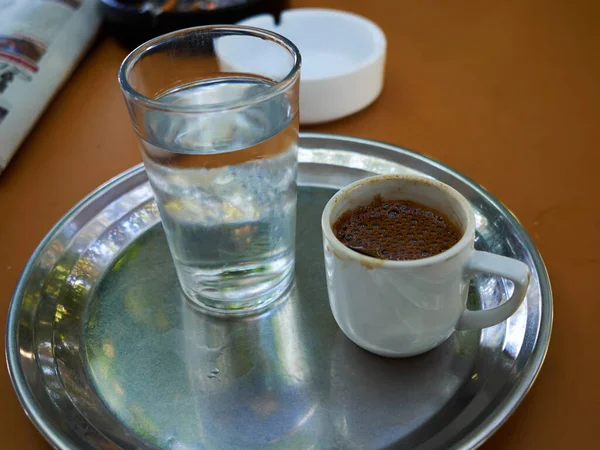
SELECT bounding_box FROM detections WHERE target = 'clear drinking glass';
[118,26,301,314]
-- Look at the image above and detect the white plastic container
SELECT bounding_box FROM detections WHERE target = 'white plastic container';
[218,8,387,125]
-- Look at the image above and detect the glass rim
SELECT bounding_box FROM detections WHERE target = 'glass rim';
[118,25,301,114]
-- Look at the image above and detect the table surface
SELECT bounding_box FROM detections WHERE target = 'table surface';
[1,0,599,448]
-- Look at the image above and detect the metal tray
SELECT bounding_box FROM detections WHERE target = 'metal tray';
[6,133,552,450]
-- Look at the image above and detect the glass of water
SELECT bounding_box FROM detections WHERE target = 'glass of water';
[118,26,301,314]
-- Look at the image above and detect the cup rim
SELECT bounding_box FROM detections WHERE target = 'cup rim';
[118,25,301,114]
[321,175,476,268]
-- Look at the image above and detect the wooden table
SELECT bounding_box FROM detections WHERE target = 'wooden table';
[1,0,599,448]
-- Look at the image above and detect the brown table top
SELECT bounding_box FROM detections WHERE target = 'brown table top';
[1,0,599,448]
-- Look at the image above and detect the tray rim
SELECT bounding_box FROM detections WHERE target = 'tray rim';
[6,132,553,450]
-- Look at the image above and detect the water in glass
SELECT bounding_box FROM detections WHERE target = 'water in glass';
[141,75,298,310]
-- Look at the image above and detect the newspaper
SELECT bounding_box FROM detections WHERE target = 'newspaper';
[0,0,101,173]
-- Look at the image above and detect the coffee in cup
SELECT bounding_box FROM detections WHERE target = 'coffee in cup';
[332,196,461,261]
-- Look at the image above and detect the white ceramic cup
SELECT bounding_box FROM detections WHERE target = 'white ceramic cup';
[321,175,530,357]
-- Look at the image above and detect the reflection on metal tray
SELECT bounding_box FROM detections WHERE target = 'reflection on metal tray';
[6,133,552,450]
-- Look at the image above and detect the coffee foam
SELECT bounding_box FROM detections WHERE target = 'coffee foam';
[333,196,461,261]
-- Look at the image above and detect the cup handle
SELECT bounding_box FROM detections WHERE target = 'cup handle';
[456,251,531,331]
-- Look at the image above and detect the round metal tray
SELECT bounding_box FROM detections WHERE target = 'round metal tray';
[6,133,552,450]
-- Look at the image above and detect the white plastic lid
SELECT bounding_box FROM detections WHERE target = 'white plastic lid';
[218,8,387,125]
